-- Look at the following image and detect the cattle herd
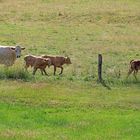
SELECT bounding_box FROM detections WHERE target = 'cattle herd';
[0,45,139,79]
[24,55,71,75]
[0,45,72,76]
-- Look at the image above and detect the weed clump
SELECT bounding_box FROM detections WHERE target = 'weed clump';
[0,66,32,81]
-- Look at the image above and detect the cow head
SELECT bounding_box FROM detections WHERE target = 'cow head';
[44,58,52,67]
[11,45,25,58]
[65,57,72,64]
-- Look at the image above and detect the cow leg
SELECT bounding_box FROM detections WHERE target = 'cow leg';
[127,68,133,78]
[133,70,138,80]
[33,68,37,75]
[54,66,56,75]
[40,69,44,75]
[43,69,49,76]
[59,66,63,75]
[25,64,29,71]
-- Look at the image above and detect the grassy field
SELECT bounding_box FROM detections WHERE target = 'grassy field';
[0,0,140,139]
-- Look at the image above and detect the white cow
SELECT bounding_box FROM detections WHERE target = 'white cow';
[0,45,25,66]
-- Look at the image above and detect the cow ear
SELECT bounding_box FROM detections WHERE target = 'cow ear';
[21,47,25,50]
[11,47,15,50]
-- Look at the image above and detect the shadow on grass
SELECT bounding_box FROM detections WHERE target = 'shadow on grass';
[98,79,111,90]
[123,78,140,87]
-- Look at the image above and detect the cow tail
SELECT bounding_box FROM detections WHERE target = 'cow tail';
[130,60,134,64]
[129,60,135,70]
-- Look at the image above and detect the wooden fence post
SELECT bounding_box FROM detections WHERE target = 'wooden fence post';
[98,54,102,82]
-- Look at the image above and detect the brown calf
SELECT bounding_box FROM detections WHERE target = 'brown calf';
[127,60,140,79]
[24,55,51,75]
[42,55,72,75]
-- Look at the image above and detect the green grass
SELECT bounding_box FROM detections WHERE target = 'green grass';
[0,81,140,140]
[0,0,140,139]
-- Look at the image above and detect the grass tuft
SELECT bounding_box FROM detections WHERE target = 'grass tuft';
[0,66,32,81]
